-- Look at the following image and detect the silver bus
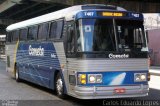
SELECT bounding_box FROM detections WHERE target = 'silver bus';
[6,4,150,99]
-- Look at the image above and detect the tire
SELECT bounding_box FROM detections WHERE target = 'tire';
[55,72,65,98]
[15,67,20,82]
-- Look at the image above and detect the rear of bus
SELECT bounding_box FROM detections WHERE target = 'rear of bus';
[67,6,150,99]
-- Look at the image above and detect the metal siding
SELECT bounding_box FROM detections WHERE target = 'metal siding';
[67,58,148,72]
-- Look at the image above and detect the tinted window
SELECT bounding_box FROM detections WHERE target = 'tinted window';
[20,28,28,41]
[38,23,49,40]
[6,32,13,42]
[28,26,38,40]
[77,19,115,52]
[50,20,63,39]
[50,22,57,39]
[67,23,75,53]
[56,20,63,38]
[13,30,19,41]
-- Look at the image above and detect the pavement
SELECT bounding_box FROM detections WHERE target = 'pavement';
[0,54,6,60]
[149,66,160,76]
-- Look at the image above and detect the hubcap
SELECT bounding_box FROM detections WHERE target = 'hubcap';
[16,70,18,80]
[56,78,63,95]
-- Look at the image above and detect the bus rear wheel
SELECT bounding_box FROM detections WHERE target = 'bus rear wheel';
[55,72,65,98]
[15,67,20,82]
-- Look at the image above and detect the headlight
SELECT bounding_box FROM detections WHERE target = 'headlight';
[134,73,147,82]
[140,74,146,80]
[78,74,86,84]
[89,75,96,83]
[88,74,102,83]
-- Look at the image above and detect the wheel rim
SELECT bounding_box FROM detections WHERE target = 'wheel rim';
[56,78,63,95]
[15,70,18,80]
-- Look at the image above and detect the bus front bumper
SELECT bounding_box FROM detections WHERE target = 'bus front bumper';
[74,85,149,99]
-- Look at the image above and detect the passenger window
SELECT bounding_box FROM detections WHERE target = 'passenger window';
[13,30,19,41]
[50,22,57,39]
[50,20,63,39]
[56,20,63,39]
[38,23,49,40]
[6,32,13,42]
[20,28,28,41]
[28,26,38,40]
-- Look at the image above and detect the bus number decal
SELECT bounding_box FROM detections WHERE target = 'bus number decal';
[84,12,94,16]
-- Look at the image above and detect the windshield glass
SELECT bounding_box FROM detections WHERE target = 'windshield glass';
[77,19,147,52]
[77,19,115,52]
[115,19,146,52]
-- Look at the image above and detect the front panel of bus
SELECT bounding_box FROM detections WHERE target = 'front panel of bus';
[67,11,149,99]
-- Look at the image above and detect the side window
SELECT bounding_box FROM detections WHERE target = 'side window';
[13,30,19,41]
[50,20,63,39]
[28,26,38,40]
[38,23,49,40]
[50,22,57,39]
[67,23,75,53]
[20,28,28,41]
[56,20,63,39]
[6,32,12,43]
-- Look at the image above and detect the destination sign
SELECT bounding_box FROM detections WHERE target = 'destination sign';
[102,12,124,17]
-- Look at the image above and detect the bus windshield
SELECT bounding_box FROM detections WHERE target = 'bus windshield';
[77,19,147,52]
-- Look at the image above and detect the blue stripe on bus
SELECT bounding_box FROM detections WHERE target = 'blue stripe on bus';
[77,71,148,86]
[16,42,63,90]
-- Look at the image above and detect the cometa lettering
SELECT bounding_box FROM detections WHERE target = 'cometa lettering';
[109,53,129,59]
[29,45,44,56]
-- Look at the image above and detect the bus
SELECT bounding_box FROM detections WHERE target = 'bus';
[6,4,150,99]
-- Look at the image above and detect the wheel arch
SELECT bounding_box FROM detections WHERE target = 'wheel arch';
[53,69,67,94]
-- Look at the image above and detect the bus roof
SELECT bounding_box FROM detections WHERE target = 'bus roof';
[6,4,126,31]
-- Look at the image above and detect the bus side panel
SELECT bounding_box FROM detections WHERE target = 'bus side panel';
[6,43,17,78]
[53,42,67,93]
[16,41,62,89]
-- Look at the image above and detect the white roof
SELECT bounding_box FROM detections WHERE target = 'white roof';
[6,5,82,31]
[6,4,126,32]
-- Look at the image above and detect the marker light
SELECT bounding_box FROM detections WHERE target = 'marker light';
[78,74,86,84]
[148,73,150,81]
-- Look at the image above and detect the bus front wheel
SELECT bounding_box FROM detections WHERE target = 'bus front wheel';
[55,72,65,98]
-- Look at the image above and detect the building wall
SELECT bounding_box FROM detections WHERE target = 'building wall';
[148,29,160,66]
[0,35,6,55]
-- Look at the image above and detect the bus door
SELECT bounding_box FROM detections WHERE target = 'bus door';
[66,21,76,92]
